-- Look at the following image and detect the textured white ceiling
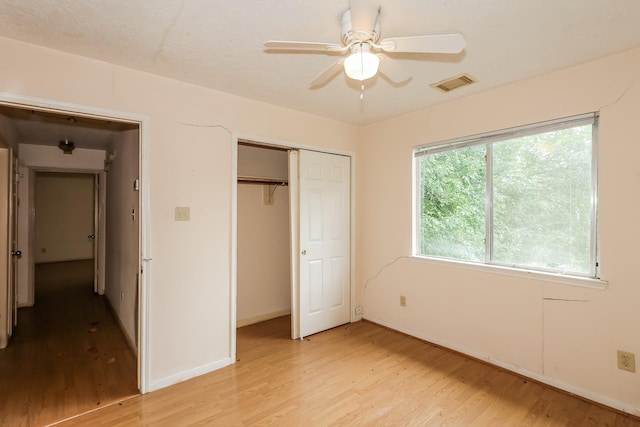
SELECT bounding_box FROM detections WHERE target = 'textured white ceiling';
[1,0,640,125]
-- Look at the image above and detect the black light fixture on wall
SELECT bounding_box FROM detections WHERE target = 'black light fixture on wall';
[58,139,75,154]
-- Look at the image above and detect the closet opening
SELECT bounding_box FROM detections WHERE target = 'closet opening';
[236,141,292,340]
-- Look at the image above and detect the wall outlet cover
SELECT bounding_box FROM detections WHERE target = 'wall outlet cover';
[617,350,636,373]
[175,206,190,221]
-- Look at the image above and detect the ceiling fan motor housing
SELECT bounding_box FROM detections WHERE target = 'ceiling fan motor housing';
[341,10,381,45]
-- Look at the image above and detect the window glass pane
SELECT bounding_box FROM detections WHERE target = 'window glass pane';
[418,145,486,261]
[492,125,592,274]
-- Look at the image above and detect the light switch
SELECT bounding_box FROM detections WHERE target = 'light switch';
[175,206,190,221]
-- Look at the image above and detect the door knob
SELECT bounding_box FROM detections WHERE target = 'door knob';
[301,250,307,255]
[88,234,96,239]
[11,250,21,257]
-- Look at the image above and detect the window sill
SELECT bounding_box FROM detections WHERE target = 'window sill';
[409,255,608,290]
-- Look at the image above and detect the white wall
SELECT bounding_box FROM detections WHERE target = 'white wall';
[0,36,359,390]
[20,144,105,170]
[237,146,290,326]
[105,128,139,350]
[358,47,640,414]
[34,172,94,263]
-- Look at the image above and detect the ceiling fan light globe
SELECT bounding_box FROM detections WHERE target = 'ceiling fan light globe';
[344,51,379,81]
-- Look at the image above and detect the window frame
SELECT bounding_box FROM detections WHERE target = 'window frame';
[413,113,599,279]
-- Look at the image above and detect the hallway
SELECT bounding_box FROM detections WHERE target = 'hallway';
[0,260,138,426]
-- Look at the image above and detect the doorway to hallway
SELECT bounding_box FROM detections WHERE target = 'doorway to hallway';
[0,97,147,424]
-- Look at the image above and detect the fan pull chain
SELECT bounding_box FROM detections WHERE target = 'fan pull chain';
[360,83,365,100]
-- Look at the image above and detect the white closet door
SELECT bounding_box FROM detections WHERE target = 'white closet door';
[298,150,350,338]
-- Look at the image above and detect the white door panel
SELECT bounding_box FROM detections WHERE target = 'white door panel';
[9,150,18,327]
[299,150,350,337]
[0,149,10,348]
[93,175,98,293]
[308,260,323,314]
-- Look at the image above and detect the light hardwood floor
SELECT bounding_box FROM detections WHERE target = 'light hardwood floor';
[56,315,639,426]
[0,260,138,427]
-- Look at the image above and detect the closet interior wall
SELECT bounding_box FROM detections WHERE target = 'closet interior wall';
[237,144,291,327]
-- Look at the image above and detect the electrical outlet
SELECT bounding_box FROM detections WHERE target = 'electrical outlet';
[617,350,636,373]
[400,295,406,307]
[355,305,363,315]
[175,206,190,221]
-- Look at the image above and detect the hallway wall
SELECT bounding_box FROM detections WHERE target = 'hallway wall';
[105,128,140,350]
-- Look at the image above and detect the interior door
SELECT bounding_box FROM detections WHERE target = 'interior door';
[297,149,351,338]
[0,148,10,348]
[92,174,98,293]
[9,149,19,327]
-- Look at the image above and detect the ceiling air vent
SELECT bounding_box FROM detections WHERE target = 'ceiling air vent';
[431,73,477,93]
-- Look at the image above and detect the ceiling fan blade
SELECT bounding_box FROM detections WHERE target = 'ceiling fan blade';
[377,55,411,83]
[264,41,347,52]
[309,58,346,88]
[349,0,380,34]
[380,34,466,54]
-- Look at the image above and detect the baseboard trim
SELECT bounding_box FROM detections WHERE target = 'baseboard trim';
[237,309,291,328]
[365,316,640,417]
[149,357,233,392]
[104,294,137,356]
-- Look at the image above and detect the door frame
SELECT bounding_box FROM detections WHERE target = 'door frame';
[0,91,152,394]
[231,133,357,361]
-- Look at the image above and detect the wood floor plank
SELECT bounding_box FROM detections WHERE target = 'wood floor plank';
[0,260,138,427]
[51,316,640,426]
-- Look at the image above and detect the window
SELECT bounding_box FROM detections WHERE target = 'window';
[414,113,598,278]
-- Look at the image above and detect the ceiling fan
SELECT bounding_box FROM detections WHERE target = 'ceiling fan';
[264,0,466,88]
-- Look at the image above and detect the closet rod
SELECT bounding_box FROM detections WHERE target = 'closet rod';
[237,176,288,186]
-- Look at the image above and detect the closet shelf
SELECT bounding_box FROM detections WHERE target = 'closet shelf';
[238,175,288,186]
